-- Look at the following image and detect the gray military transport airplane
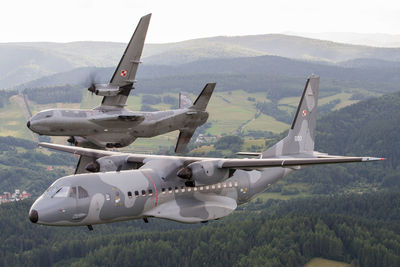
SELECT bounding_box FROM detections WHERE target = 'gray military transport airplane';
[26,13,215,153]
[28,75,384,230]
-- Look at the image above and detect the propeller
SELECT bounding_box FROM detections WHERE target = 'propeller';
[86,71,97,94]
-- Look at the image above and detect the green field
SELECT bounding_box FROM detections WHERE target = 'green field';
[0,89,366,153]
[305,258,351,267]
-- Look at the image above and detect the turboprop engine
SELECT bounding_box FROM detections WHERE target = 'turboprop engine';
[86,155,133,172]
[88,84,122,96]
[177,160,229,186]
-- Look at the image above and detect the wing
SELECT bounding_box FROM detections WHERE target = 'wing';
[89,115,145,128]
[101,14,151,108]
[219,156,384,169]
[144,195,237,223]
[175,129,196,154]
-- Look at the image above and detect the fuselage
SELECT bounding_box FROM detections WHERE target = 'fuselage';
[27,107,208,147]
[28,164,291,226]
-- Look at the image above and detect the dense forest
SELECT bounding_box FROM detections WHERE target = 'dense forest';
[0,192,399,266]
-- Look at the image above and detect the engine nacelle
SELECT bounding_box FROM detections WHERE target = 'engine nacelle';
[86,155,131,172]
[177,161,229,186]
[88,84,121,96]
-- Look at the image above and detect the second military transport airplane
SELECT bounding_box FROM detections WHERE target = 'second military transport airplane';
[26,13,215,153]
[28,75,383,230]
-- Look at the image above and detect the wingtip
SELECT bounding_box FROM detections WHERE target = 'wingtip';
[362,157,386,162]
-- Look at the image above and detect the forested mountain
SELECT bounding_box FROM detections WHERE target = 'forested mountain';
[15,53,400,99]
[1,192,399,266]
[2,33,400,89]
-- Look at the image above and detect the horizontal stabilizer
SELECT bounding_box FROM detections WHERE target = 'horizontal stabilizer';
[179,93,193,109]
[175,129,196,153]
[192,83,216,111]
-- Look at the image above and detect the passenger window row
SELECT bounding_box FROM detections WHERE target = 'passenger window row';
[126,181,239,198]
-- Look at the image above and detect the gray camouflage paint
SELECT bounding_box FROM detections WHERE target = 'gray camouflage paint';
[29,76,320,226]
[29,162,290,225]
[26,13,214,153]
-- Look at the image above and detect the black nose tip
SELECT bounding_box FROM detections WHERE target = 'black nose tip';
[29,209,38,223]
[27,121,31,129]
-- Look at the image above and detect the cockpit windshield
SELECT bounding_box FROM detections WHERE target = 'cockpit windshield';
[52,186,70,198]
[44,184,89,199]
[32,110,54,121]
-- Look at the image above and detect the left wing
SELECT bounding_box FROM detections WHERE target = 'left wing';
[101,14,151,108]
[218,156,384,169]
[39,142,383,173]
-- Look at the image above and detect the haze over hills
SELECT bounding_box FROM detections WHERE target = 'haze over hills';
[2,34,400,89]
[286,32,400,48]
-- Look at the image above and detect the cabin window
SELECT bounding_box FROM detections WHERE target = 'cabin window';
[148,189,153,196]
[211,185,215,190]
[162,188,166,194]
[78,186,89,199]
[199,186,204,191]
[228,182,232,188]
[128,191,132,198]
[134,191,139,197]
[234,181,238,187]
[142,190,146,196]
[205,186,209,190]
[187,187,192,192]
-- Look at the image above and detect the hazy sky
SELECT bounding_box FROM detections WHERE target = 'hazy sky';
[1,0,399,43]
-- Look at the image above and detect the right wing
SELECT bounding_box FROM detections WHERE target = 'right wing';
[101,14,151,108]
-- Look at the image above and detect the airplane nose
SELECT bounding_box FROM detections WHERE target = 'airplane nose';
[27,121,31,129]
[29,209,38,223]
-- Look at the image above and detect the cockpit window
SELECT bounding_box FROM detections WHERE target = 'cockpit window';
[52,186,70,198]
[33,110,54,121]
[78,186,89,199]
[69,187,77,198]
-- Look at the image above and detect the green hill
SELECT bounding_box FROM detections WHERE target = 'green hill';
[3,34,400,89]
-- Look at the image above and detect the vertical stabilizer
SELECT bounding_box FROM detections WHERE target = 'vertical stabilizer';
[262,75,319,158]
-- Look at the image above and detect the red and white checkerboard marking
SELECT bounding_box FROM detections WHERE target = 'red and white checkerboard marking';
[302,110,307,117]
[120,70,128,77]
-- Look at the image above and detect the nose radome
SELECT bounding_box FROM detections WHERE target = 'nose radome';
[29,209,38,223]
[27,121,31,129]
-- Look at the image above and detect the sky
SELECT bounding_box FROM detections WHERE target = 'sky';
[1,0,400,44]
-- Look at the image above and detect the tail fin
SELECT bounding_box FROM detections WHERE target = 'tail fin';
[191,83,216,111]
[179,92,193,109]
[262,75,320,158]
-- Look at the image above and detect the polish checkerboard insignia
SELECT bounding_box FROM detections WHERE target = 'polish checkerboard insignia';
[120,70,128,77]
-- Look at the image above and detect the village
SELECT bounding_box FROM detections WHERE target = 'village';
[0,189,31,204]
